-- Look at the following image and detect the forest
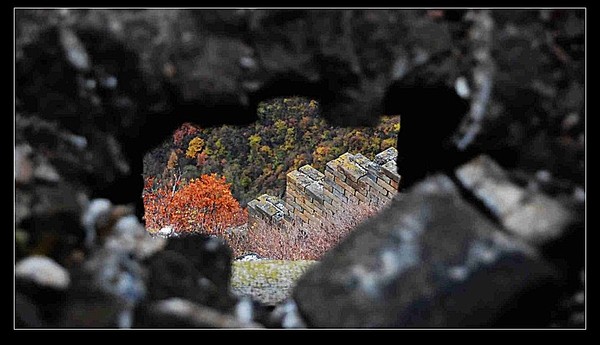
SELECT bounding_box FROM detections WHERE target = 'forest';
[143,96,399,206]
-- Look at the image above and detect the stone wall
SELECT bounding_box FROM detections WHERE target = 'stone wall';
[248,147,401,225]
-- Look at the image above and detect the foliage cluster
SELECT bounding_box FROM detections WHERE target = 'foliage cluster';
[143,97,399,205]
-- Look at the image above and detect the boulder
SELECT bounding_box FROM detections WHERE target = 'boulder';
[293,175,562,327]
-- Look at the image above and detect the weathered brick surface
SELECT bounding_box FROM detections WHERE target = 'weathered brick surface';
[382,160,401,183]
[249,148,401,225]
[374,147,398,165]
[299,165,324,182]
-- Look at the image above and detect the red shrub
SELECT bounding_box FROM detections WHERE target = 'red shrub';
[143,173,247,235]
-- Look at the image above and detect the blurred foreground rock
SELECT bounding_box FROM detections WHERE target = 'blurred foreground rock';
[15,9,584,328]
[134,298,263,328]
[456,155,575,246]
[294,174,562,327]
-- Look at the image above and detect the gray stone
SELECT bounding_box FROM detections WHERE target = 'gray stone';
[293,175,560,327]
[83,248,146,306]
[80,198,112,247]
[33,159,61,183]
[105,215,166,260]
[15,255,71,290]
[59,27,90,72]
[270,299,307,328]
[456,155,574,245]
[374,147,398,165]
[299,164,324,182]
[139,298,263,328]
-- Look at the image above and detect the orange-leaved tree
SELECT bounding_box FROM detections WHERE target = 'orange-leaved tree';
[143,173,247,235]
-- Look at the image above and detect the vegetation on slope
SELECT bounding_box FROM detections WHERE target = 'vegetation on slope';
[143,97,399,206]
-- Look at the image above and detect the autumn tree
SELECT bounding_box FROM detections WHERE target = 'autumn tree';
[143,173,247,236]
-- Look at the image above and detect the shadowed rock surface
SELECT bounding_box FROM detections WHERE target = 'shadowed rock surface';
[15,9,584,328]
[294,175,562,327]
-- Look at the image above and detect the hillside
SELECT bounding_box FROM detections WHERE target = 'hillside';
[143,97,399,205]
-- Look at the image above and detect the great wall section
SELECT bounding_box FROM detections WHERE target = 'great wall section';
[247,147,401,226]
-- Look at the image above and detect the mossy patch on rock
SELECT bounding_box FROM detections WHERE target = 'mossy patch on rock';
[231,260,317,306]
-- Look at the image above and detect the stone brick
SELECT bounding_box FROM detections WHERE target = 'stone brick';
[310,199,326,213]
[261,194,286,213]
[322,187,339,202]
[322,178,334,192]
[334,176,356,195]
[382,160,401,183]
[337,153,367,183]
[253,197,285,221]
[324,176,344,194]
[306,182,324,204]
[377,173,391,184]
[353,153,381,181]
[299,165,324,182]
[247,200,261,217]
[301,201,317,215]
[286,187,303,201]
[326,159,341,174]
[357,185,369,198]
[355,191,368,203]
[380,180,397,194]
[287,170,313,191]
[332,169,347,183]
[297,211,309,223]
[286,198,303,212]
[374,147,398,165]
[331,198,343,209]
[346,176,367,193]
[334,190,348,203]
[361,176,388,196]
[323,200,337,211]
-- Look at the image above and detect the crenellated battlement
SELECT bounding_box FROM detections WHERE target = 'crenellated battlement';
[248,147,401,225]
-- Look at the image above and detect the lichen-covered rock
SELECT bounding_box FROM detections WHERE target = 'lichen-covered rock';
[293,175,561,327]
[231,260,317,306]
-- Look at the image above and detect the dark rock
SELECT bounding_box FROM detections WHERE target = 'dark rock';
[15,256,71,326]
[15,293,45,328]
[147,248,235,311]
[14,9,584,328]
[14,9,463,127]
[59,281,126,328]
[165,234,233,293]
[59,246,147,327]
[293,175,561,327]
[134,298,263,328]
